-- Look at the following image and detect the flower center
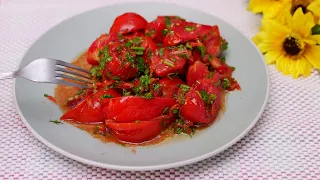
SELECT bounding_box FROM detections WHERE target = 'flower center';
[283,36,302,56]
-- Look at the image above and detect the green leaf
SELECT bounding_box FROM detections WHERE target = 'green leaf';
[312,24,320,35]
[221,56,226,63]
[44,94,49,97]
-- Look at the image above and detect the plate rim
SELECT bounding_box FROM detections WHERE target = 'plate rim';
[12,2,270,171]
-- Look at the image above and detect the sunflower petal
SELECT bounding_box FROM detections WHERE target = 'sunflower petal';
[264,51,281,64]
[258,43,277,53]
[292,8,315,37]
[309,35,320,44]
[307,0,320,17]
[304,45,320,69]
[261,18,289,37]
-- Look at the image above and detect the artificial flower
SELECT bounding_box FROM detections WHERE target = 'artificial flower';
[253,8,320,78]
[248,0,320,24]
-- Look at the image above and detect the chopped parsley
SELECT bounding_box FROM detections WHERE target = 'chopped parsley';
[137,57,146,73]
[153,83,160,91]
[208,54,213,62]
[162,29,170,36]
[163,59,175,67]
[101,94,114,99]
[185,25,196,32]
[196,45,206,58]
[142,92,153,99]
[221,41,228,51]
[199,90,216,104]
[164,16,172,28]
[49,119,63,125]
[158,48,165,57]
[132,37,142,45]
[140,75,151,90]
[221,78,230,90]
[162,107,169,115]
[122,89,131,96]
[131,46,145,51]
[186,43,192,50]
[180,84,191,93]
[172,109,179,115]
[221,56,226,63]
[44,94,49,97]
[124,41,133,47]
[145,29,155,36]
[177,53,189,59]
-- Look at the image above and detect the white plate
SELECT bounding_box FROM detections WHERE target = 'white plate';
[13,2,269,171]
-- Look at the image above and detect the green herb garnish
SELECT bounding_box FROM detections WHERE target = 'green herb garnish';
[142,92,154,99]
[163,59,175,67]
[44,94,49,97]
[153,83,160,91]
[221,41,228,51]
[180,84,191,93]
[199,90,216,104]
[221,56,226,63]
[145,29,155,36]
[185,25,196,32]
[49,119,63,125]
[196,45,206,58]
[101,94,114,99]
[221,78,230,90]
[162,107,169,115]
[164,16,172,28]
[158,48,165,57]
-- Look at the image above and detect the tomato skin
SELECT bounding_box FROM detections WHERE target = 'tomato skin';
[181,75,221,124]
[60,89,121,124]
[87,34,110,65]
[150,48,188,77]
[106,115,174,143]
[180,89,207,124]
[186,61,209,86]
[104,97,176,122]
[158,77,185,98]
[110,13,148,34]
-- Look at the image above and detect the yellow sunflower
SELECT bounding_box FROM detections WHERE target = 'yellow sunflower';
[248,0,320,24]
[253,8,320,78]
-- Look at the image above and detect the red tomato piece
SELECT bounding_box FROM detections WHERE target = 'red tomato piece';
[109,13,148,34]
[186,61,209,86]
[104,97,176,122]
[202,26,222,58]
[181,76,222,124]
[145,16,186,43]
[86,34,110,65]
[150,48,188,77]
[60,88,121,124]
[106,115,174,143]
[158,77,185,98]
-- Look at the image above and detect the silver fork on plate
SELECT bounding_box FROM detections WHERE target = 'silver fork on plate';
[0,58,92,88]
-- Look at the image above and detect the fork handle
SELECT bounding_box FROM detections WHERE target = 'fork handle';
[0,72,15,80]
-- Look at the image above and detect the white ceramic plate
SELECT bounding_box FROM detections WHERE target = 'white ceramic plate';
[13,2,269,171]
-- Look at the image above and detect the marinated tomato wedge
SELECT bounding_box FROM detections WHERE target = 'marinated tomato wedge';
[109,12,148,34]
[106,115,174,143]
[57,12,240,145]
[60,88,120,124]
[104,97,176,122]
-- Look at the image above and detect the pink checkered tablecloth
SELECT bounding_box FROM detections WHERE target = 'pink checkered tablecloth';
[0,0,319,179]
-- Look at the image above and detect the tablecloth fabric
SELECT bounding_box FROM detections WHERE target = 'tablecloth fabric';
[0,0,319,179]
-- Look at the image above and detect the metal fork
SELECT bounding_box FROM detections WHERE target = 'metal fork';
[0,58,92,88]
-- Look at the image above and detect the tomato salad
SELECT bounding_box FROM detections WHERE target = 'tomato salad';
[58,13,240,144]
